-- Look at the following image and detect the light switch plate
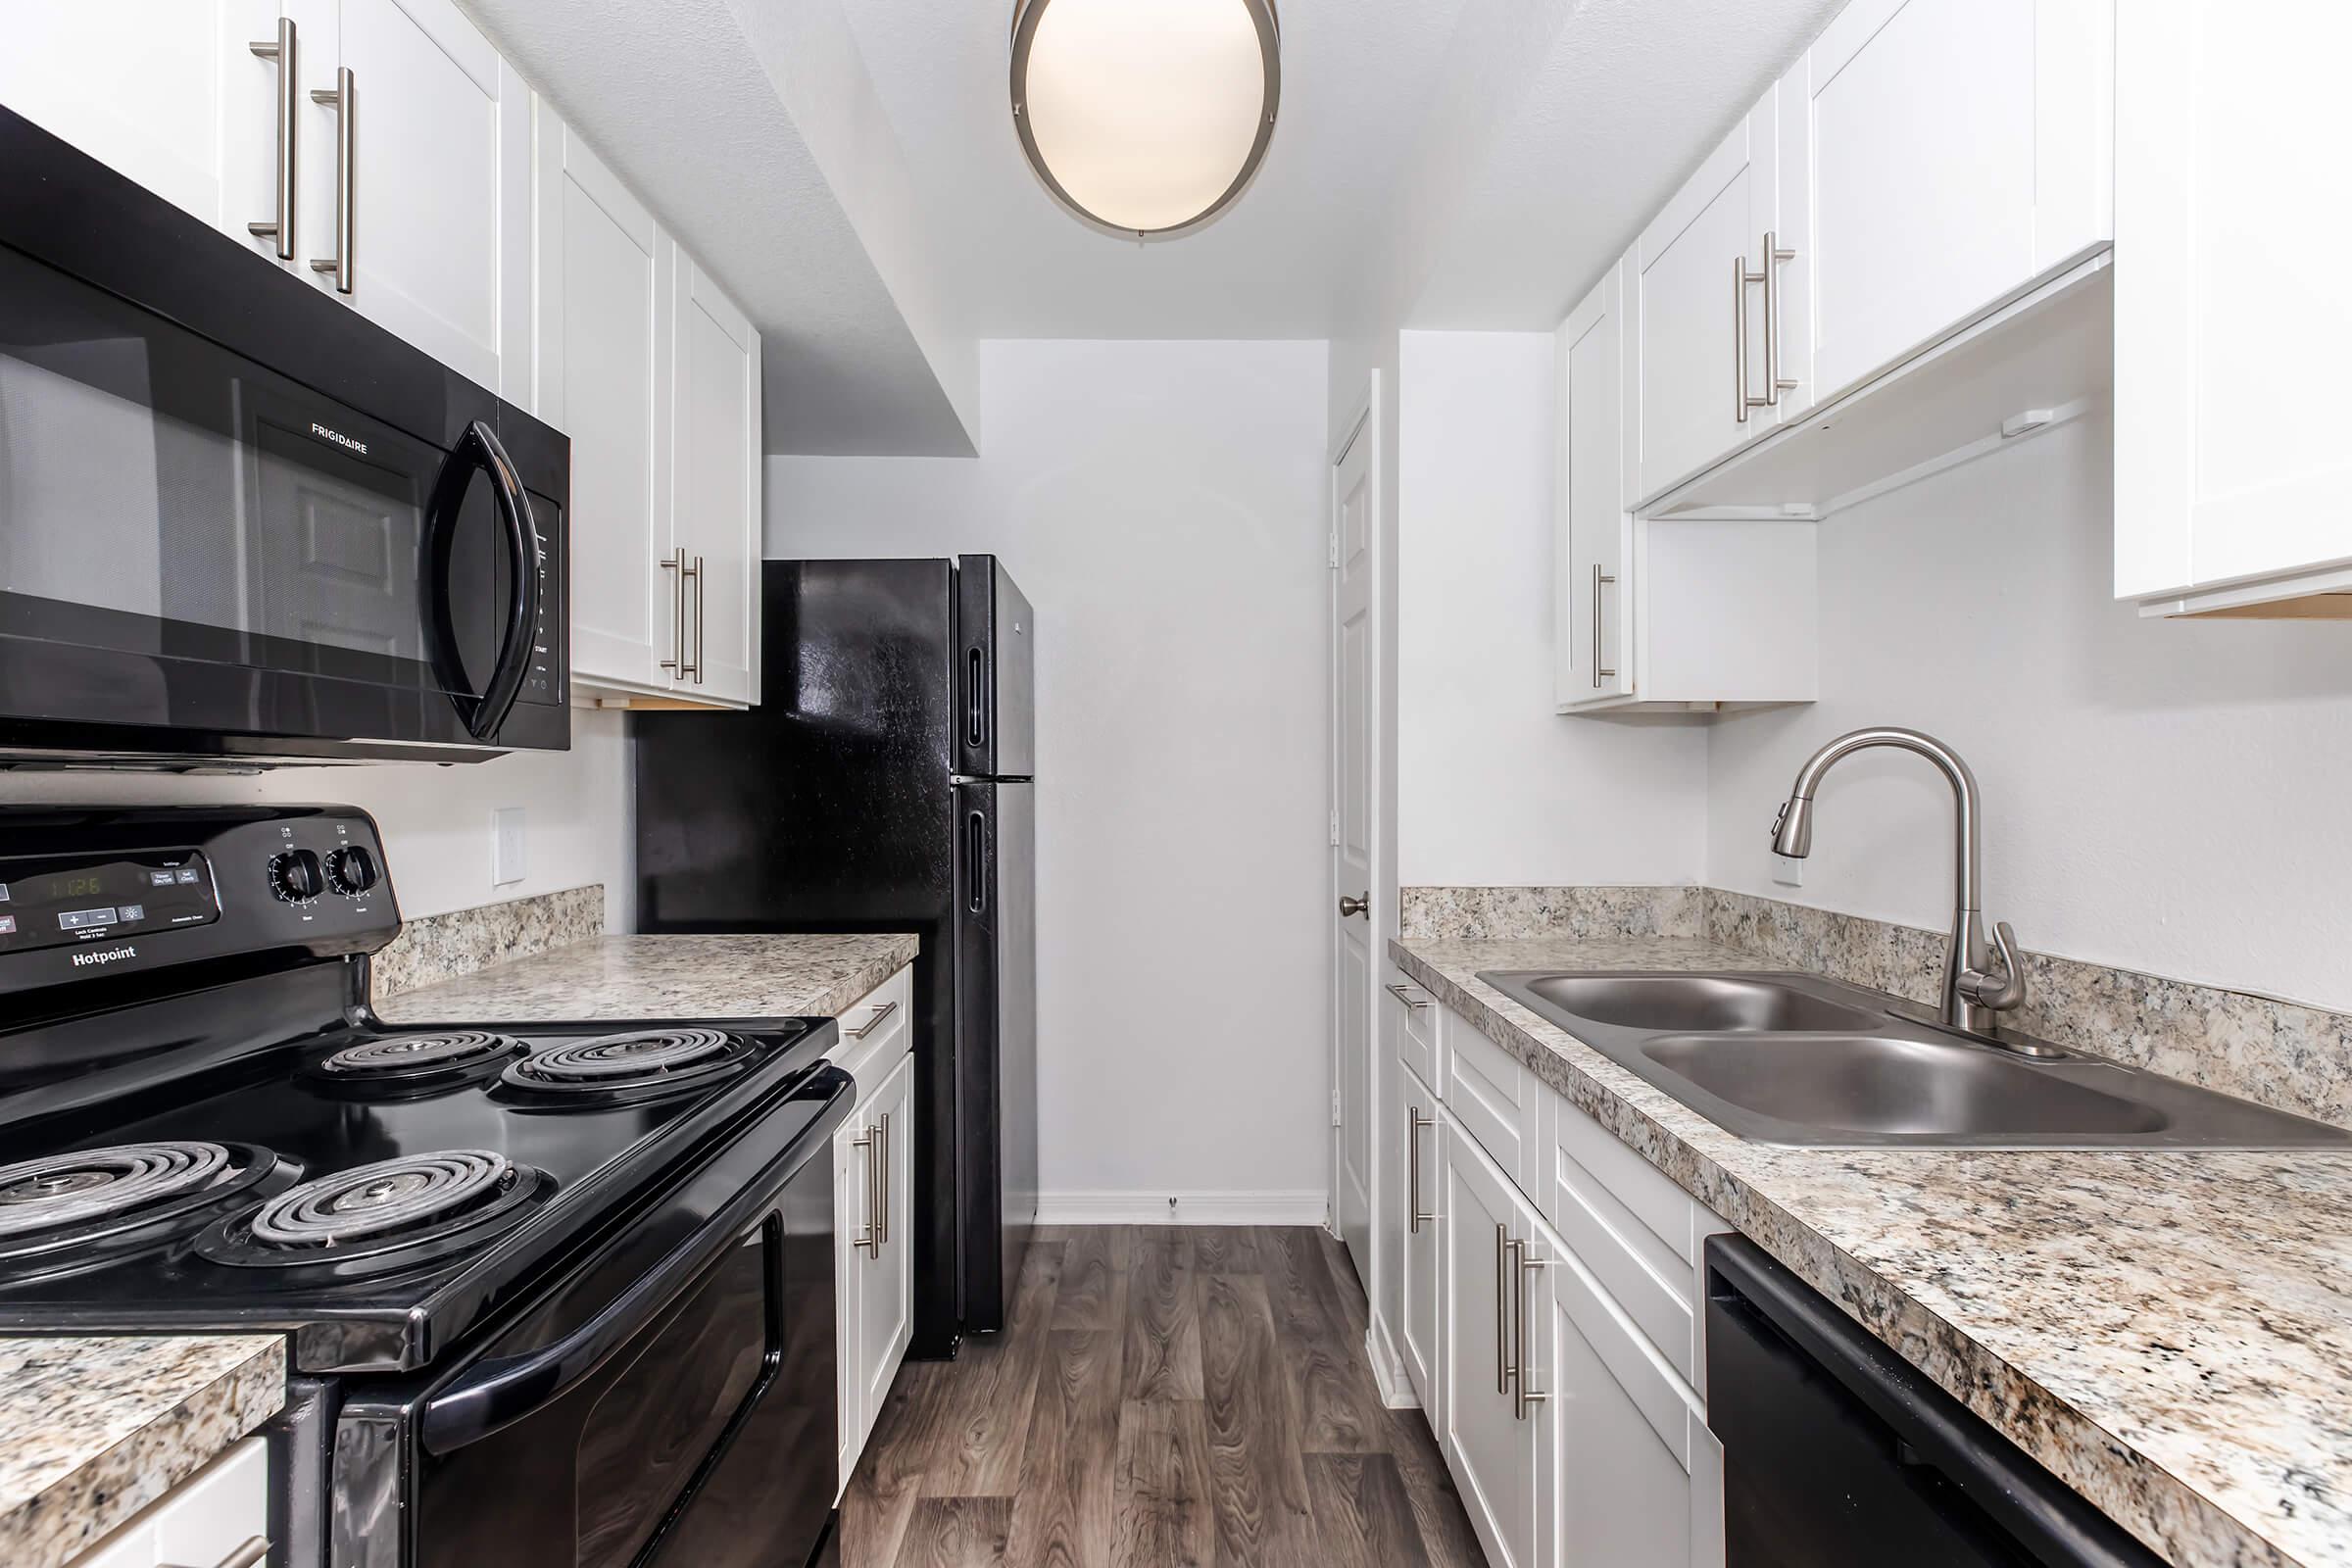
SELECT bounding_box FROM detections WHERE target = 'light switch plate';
[492,807,526,887]
[1771,852,1804,887]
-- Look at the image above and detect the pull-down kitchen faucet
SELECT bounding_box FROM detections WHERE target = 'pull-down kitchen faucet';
[1769,727,2033,1045]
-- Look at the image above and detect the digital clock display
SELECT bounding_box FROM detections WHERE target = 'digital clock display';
[0,851,217,957]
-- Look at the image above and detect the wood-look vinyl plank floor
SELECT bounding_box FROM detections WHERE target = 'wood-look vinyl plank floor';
[843,1225,1481,1568]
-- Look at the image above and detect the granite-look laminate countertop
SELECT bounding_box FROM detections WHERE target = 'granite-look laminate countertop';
[376,932,920,1024]
[0,1335,284,1568]
[1396,934,2352,1568]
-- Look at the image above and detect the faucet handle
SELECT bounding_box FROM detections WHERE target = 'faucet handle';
[1961,920,2029,1012]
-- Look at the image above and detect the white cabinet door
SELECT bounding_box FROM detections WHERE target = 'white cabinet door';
[1557,263,1632,707]
[0,2,280,266]
[2117,0,2352,604]
[1793,0,2111,406]
[1627,93,1791,503]
[856,1050,915,1440]
[536,110,673,694]
[306,0,528,394]
[1399,1063,1443,1408]
[669,257,762,706]
[1441,1115,1544,1568]
[1541,1250,1723,1568]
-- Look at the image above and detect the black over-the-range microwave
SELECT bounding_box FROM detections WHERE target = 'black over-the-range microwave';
[0,103,568,766]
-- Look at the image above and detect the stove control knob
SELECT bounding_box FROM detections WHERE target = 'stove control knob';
[269,849,323,903]
[325,846,379,896]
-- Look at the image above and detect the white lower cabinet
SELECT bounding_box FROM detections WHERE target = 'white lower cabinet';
[829,964,915,1493]
[1398,1061,1443,1407]
[1389,997,1727,1568]
[1440,1111,1545,1568]
[65,1436,269,1568]
[1542,1252,1724,1568]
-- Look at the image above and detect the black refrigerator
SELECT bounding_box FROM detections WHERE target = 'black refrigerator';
[633,557,1037,1356]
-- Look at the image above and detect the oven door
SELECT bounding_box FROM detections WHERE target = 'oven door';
[331,1067,849,1568]
[0,107,567,765]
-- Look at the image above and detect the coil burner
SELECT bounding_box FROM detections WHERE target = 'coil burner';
[498,1028,754,1107]
[196,1150,546,1275]
[0,1141,292,1278]
[307,1031,526,1095]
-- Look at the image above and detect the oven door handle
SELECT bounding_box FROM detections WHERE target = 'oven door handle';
[422,418,541,742]
[416,1068,853,1456]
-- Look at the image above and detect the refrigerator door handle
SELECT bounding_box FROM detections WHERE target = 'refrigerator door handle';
[965,646,987,751]
[965,809,988,915]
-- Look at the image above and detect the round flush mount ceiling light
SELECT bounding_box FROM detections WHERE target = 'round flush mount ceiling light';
[1010,0,1281,240]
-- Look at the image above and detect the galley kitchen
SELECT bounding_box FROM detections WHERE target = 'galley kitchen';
[1,3,2348,1567]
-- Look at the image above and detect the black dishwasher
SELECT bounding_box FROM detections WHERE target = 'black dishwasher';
[1704,1236,2167,1568]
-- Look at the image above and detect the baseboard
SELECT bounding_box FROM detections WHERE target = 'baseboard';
[1033,1190,1330,1226]
[1365,1314,1419,1410]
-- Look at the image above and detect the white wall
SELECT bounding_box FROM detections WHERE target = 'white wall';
[0,712,633,926]
[1397,330,1709,885]
[768,339,1332,1209]
[1706,413,2352,1014]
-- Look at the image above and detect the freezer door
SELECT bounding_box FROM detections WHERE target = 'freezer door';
[956,556,1035,779]
[953,780,1038,1332]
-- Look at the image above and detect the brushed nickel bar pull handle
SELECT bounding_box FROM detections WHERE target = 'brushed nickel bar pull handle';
[686,553,706,682]
[877,1110,892,1247]
[1764,230,1798,406]
[659,550,686,674]
[1407,1107,1434,1234]
[1514,1247,1548,1419]
[852,1126,879,1257]
[1385,982,1430,1010]
[845,999,899,1039]
[1503,1235,1523,1405]
[1733,252,1749,424]
[248,20,296,258]
[309,68,353,293]
[1592,564,1618,686]
[162,1536,270,1568]
[1494,1221,1510,1394]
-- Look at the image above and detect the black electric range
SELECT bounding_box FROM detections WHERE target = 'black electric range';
[0,806,849,1568]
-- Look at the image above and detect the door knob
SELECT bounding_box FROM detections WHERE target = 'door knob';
[1338,893,1369,918]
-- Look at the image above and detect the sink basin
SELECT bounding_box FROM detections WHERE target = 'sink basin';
[1640,1034,2169,1139]
[1476,968,2352,1150]
[1509,973,1882,1034]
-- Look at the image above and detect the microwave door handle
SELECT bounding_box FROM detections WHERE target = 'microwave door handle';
[421,420,541,742]
[469,421,541,740]
[418,1068,855,1454]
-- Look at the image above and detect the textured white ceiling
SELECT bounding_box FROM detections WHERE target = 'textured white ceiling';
[466,0,1854,452]
[838,0,1474,338]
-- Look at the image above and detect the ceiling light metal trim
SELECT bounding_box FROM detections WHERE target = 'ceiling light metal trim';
[1009,0,1281,241]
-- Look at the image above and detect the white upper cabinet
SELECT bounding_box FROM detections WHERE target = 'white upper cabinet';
[536,111,672,694]
[2116,0,2352,614]
[532,112,763,709]
[1628,92,1796,505]
[670,259,763,707]
[296,0,531,397]
[0,2,281,266]
[1792,0,2111,405]
[1558,266,1633,705]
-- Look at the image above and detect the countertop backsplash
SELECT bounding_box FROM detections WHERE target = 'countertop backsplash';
[369,884,607,1003]
[1401,885,2352,1132]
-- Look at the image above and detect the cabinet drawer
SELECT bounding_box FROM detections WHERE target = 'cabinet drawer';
[1444,1008,1543,1190]
[151,1437,269,1567]
[1389,976,1442,1088]
[1541,1090,1728,1386]
[831,964,913,1089]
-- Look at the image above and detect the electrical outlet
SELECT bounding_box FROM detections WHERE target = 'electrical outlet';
[1771,852,1804,888]
[492,807,526,887]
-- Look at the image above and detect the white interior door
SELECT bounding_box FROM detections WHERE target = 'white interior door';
[1329,397,1378,1278]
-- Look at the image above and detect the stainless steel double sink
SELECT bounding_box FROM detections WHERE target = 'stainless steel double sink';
[1475,969,2352,1150]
